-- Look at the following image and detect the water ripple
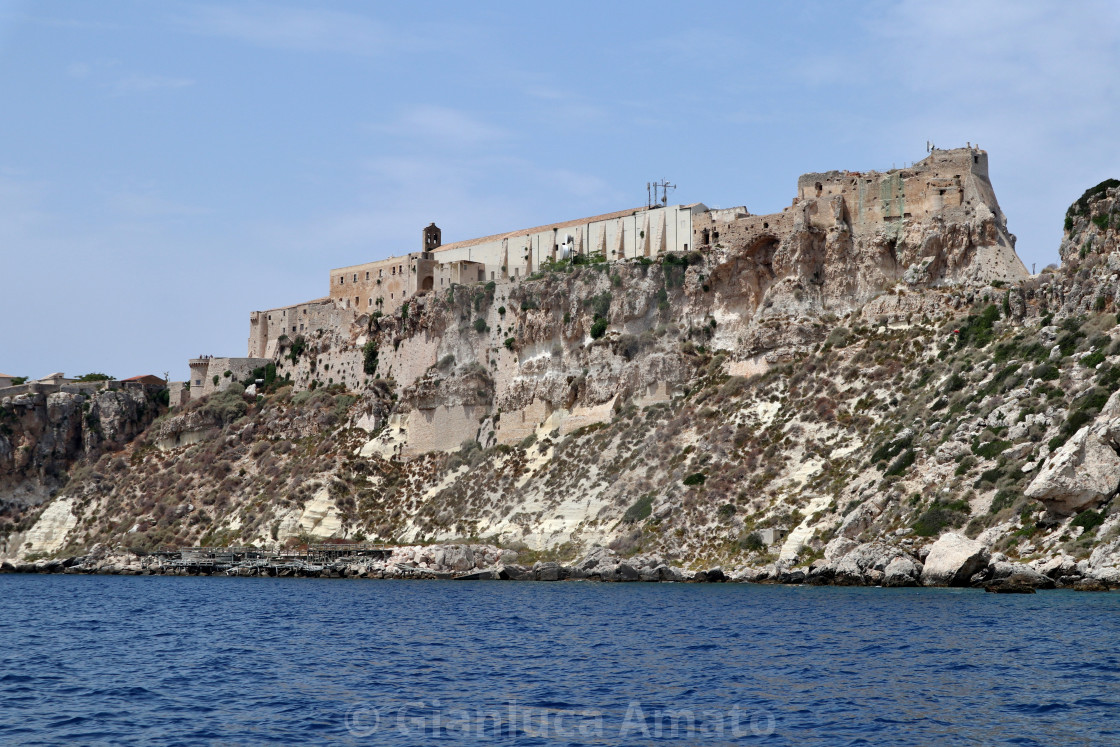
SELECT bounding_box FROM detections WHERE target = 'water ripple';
[0,577,1118,745]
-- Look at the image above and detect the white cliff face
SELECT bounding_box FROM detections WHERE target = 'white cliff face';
[275,486,343,542]
[9,497,78,559]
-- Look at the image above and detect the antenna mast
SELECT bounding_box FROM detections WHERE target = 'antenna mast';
[651,179,676,207]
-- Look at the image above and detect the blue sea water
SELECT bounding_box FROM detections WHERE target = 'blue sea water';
[1,576,1118,746]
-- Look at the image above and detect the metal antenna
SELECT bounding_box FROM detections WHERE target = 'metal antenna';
[653,179,676,206]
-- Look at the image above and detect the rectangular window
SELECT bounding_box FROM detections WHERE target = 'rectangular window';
[366,271,370,281]
[338,277,344,284]
[379,269,383,277]
[300,324,304,331]
[353,273,357,282]
[392,267,395,275]
[491,272,495,280]
[291,326,296,332]
[355,296,359,306]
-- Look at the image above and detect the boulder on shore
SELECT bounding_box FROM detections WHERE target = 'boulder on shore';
[920,533,990,587]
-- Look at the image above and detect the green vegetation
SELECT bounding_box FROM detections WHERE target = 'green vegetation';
[913,499,971,536]
[1068,178,1119,217]
[739,531,765,552]
[622,494,654,524]
[973,440,1011,459]
[955,305,1000,349]
[503,337,515,351]
[1071,509,1104,532]
[590,317,608,340]
[682,472,707,486]
[884,448,916,477]
[362,341,379,375]
[201,384,248,424]
[473,318,490,333]
[286,335,306,361]
[76,373,112,382]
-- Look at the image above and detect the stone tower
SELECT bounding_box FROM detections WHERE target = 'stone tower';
[423,223,441,252]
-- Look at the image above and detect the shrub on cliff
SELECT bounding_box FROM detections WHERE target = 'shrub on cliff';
[682,472,707,486]
[913,499,970,536]
[1068,178,1119,217]
[955,305,1000,349]
[622,494,653,523]
[201,384,248,425]
[589,317,608,340]
[362,341,378,375]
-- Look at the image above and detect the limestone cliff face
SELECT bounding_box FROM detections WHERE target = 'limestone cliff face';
[0,386,163,557]
[19,164,1120,590]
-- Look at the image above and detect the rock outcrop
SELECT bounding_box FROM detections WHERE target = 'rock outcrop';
[921,533,991,587]
[1026,391,1120,513]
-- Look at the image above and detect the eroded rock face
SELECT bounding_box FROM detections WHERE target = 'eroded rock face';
[920,533,990,587]
[808,542,922,587]
[1025,390,1120,513]
[1,386,163,557]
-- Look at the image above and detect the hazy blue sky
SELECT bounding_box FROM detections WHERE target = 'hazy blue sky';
[1,1,1118,380]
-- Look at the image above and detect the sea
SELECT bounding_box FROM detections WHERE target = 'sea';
[1,575,1117,746]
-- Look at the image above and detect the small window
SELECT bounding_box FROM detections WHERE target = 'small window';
[491,272,495,280]
[355,296,359,306]
[195,379,201,386]
[291,326,296,332]
[366,272,370,281]
[368,298,373,307]
[390,293,394,299]
[392,267,395,275]
[338,277,344,284]
[353,273,357,282]
[379,269,383,277]
[300,324,304,331]
[268,314,272,320]
[683,244,688,251]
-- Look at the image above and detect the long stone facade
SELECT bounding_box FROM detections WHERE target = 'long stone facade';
[220,146,1027,401]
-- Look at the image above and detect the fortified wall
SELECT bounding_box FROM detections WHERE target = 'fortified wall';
[170,146,1028,411]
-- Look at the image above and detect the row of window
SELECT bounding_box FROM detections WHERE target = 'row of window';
[267,308,310,321]
[339,264,405,285]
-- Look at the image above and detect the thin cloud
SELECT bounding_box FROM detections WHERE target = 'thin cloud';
[178,4,404,56]
[373,106,510,149]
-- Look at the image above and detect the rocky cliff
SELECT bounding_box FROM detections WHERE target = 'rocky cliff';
[0,385,163,558]
[7,163,1120,590]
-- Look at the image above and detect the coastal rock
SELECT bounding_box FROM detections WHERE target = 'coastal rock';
[920,533,990,587]
[808,542,920,586]
[988,560,1054,589]
[1024,391,1120,513]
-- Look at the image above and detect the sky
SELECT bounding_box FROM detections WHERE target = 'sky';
[1,1,1118,380]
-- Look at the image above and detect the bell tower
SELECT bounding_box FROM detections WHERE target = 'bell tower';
[423,223,442,252]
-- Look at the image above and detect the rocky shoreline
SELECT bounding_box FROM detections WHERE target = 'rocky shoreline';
[4,534,1117,592]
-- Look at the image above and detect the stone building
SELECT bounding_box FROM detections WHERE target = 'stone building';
[228,145,1024,394]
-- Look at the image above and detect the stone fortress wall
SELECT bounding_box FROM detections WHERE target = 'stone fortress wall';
[172,146,1028,412]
